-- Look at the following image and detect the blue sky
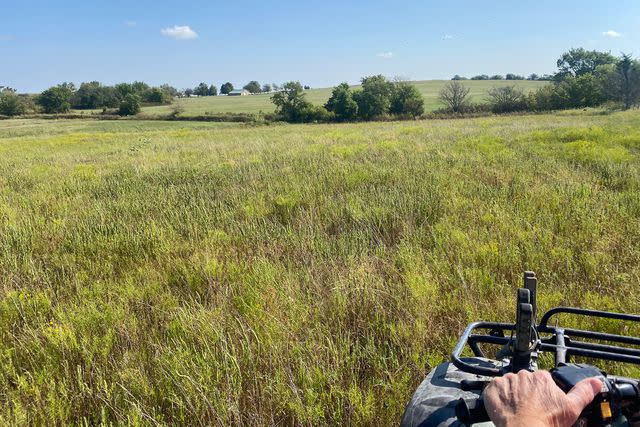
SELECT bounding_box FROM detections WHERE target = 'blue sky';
[2,0,639,92]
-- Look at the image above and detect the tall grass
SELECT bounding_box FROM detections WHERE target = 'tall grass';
[0,112,638,425]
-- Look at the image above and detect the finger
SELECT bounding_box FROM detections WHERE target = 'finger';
[566,378,603,413]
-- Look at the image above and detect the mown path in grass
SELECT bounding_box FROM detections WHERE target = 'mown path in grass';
[0,111,638,425]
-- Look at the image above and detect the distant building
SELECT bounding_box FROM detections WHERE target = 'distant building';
[228,89,251,96]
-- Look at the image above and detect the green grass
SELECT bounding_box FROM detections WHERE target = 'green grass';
[134,79,547,117]
[0,111,639,425]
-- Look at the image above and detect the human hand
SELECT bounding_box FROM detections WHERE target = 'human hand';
[482,370,603,427]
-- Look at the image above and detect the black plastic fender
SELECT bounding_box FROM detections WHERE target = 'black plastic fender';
[400,358,503,427]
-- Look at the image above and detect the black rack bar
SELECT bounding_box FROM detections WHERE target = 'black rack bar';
[451,305,640,376]
[539,307,640,328]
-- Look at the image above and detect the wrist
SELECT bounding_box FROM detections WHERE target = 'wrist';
[498,413,549,427]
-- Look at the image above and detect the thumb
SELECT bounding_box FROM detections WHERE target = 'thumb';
[566,377,603,415]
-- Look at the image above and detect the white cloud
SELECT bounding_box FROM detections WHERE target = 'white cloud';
[161,25,198,40]
[602,30,622,38]
[376,51,393,59]
[125,21,137,28]
[442,34,454,40]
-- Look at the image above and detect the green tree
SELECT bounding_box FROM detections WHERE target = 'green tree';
[271,81,314,122]
[243,81,261,94]
[71,82,122,109]
[390,82,424,117]
[0,91,26,116]
[220,82,234,95]
[603,54,640,109]
[353,75,394,119]
[38,83,74,113]
[471,75,489,80]
[209,85,218,96]
[324,83,358,121]
[490,75,504,80]
[118,93,141,116]
[555,48,616,80]
[131,81,150,94]
[115,83,135,99]
[145,87,171,104]
[160,84,180,98]
[194,82,210,96]
[505,73,525,80]
[72,81,106,109]
[557,73,604,108]
[101,86,120,108]
[438,81,470,113]
[262,83,272,93]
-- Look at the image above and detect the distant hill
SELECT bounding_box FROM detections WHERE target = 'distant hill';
[140,80,548,117]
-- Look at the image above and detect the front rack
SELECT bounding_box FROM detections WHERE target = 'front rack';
[451,304,640,376]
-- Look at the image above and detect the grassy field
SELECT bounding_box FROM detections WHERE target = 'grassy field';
[135,79,547,117]
[0,111,639,425]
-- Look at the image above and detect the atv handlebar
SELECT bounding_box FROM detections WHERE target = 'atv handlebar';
[452,272,640,426]
[456,368,640,426]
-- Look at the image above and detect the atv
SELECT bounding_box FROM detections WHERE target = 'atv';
[401,271,640,426]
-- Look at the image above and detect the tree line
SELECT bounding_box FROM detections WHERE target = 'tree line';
[439,49,640,114]
[0,81,176,117]
[0,79,305,117]
[1,48,638,119]
[453,73,553,81]
[270,49,640,123]
[183,81,294,97]
[271,76,424,123]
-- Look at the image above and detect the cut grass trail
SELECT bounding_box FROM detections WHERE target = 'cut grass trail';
[0,111,639,425]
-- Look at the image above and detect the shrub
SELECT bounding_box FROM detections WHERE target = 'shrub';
[389,83,424,117]
[439,81,470,113]
[303,105,333,122]
[486,86,527,113]
[526,84,564,111]
[118,94,141,116]
[0,91,26,116]
[325,83,358,121]
[169,103,185,118]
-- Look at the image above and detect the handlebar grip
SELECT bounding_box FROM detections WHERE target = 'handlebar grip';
[455,398,490,425]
